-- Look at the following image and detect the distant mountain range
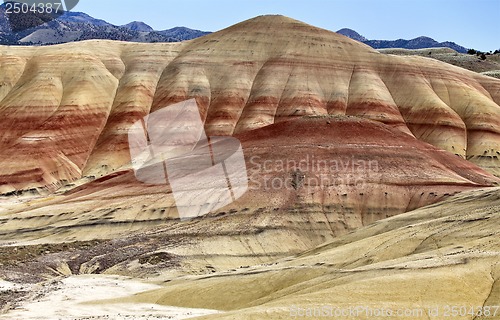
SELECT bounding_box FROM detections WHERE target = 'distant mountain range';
[0,7,210,45]
[0,7,470,52]
[336,28,468,53]
[336,28,367,42]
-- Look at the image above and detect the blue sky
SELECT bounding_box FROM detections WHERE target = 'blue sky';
[74,0,499,51]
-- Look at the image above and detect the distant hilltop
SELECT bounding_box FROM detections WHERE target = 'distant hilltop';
[0,6,210,45]
[336,28,468,53]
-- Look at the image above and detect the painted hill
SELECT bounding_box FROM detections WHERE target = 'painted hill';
[0,15,499,318]
[0,14,498,244]
[0,15,499,197]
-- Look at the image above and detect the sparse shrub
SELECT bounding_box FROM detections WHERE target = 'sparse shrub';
[480,53,486,60]
[467,49,477,55]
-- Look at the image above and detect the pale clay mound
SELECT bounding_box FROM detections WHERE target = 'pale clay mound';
[112,187,500,319]
[1,187,498,319]
[0,275,220,319]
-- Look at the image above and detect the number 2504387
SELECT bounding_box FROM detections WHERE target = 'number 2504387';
[5,2,63,14]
